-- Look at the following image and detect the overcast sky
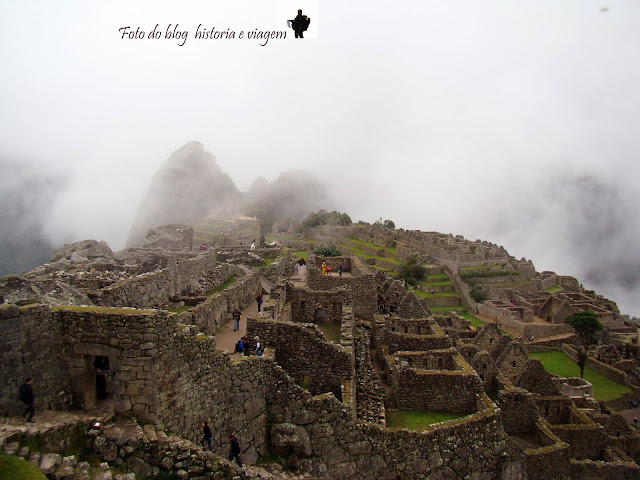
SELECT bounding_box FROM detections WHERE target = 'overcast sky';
[1,0,639,315]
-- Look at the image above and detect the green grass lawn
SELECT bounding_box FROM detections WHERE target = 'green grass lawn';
[386,410,466,430]
[289,250,308,259]
[0,453,46,480]
[530,351,630,402]
[430,306,467,313]
[546,284,562,293]
[317,323,341,343]
[460,312,485,329]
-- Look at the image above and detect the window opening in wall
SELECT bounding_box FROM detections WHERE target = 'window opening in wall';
[437,358,443,368]
[300,301,305,311]
[489,338,494,344]
[512,360,517,367]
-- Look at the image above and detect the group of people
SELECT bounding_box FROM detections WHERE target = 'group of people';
[200,423,243,467]
[321,261,344,276]
[234,335,263,356]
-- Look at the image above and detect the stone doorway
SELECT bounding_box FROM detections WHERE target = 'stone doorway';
[68,344,122,410]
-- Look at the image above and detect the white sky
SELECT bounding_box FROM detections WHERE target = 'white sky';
[1,0,639,315]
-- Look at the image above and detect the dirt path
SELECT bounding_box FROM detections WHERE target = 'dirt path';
[214,293,269,358]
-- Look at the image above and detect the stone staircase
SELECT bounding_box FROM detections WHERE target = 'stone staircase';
[353,326,386,426]
[1,410,312,479]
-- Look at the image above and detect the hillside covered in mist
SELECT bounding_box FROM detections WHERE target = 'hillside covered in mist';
[126,142,330,247]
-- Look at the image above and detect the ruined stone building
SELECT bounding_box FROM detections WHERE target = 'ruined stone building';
[1,224,639,479]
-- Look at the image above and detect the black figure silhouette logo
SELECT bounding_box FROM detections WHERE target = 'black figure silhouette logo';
[288,9,311,38]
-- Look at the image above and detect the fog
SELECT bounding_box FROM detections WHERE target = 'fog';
[1,1,639,315]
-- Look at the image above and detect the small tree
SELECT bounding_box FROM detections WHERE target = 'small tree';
[398,255,426,288]
[564,310,603,378]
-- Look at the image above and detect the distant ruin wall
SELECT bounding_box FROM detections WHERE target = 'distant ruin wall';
[178,271,260,335]
[90,254,225,309]
[0,304,72,416]
[383,330,451,354]
[286,285,345,324]
[394,367,481,413]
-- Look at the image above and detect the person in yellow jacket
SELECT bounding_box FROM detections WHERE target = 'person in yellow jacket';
[321,261,327,275]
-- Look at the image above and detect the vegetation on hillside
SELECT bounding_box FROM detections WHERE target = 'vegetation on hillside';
[564,310,604,378]
[314,246,342,257]
[398,255,426,287]
[300,210,352,229]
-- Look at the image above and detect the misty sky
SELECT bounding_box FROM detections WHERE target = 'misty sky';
[1,1,639,315]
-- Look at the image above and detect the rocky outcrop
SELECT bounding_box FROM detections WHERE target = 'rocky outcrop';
[51,239,114,263]
[126,141,240,248]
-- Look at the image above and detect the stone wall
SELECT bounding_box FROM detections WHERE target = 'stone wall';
[497,387,540,434]
[0,303,73,416]
[54,307,176,419]
[247,317,352,399]
[178,271,260,335]
[523,420,571,480]
[90,253,225,309]
[286,284,345,324]
[392,352,482,413]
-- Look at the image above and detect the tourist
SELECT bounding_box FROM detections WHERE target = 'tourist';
[234,339,244,354]
[232,307,241,331]
[19,377,35,423]
[326,264,332,275]
[254,336,263,356]
[251,240,256,249]
[201,421,213,451]
[228,434,243,467]
[256,291,263,312]
[634,417,638,427]
[242,336,250,356]
[321,261,327,275]
[338,265,343,276]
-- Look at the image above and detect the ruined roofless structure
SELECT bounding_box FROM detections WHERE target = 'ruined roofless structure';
[1,221,639,479]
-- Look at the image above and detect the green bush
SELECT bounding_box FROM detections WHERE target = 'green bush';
[314,246,342,257]
[398,255,426,287]
[470,285,486,303]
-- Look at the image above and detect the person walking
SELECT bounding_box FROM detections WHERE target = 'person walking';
[19,377,35,423]
[201,421,213,451]
[256,291,263,312]
[232,307,241,331]
[228,433,243,467]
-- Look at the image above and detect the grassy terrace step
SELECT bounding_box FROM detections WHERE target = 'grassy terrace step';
[386,410,466,430]
[345,237,397,255]
[546,284,562,293]
[529,351,630,402]
[414,290,459,299]
[459,264,507,271]
[424,273,449,281]
[483,280,531,286]
[419,280,453,287]
[429,306,467,313]
[460,312,485,329]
